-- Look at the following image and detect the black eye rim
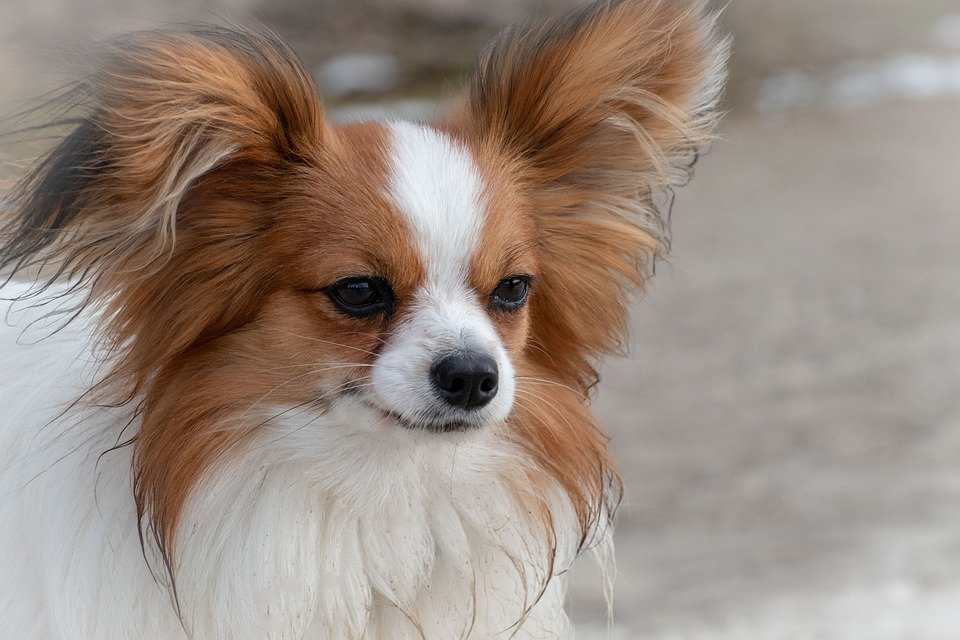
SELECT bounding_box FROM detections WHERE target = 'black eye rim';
[325,276,394,318]
[490,274,533,312]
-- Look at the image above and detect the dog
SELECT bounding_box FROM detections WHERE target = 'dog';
[0,1,726,637]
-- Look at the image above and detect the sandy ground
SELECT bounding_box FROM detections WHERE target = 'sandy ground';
[569,101,960,638]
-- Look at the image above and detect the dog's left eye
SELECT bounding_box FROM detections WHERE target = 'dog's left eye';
[327,277,393,318]
[490,275,532,312]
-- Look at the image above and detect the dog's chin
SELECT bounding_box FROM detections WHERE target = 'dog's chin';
[362,400,482,435]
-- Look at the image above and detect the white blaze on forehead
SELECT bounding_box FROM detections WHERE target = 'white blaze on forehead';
[386,122,484,286]
[372,122,516,428]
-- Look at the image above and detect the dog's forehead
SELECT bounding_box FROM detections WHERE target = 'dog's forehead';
[314,121,533,299]
[385,122,485,290]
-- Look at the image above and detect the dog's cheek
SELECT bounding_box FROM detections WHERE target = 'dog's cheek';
[487,307,531,358]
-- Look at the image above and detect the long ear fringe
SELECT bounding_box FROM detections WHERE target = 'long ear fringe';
[470,0,730,249]
[0,25,324,387]
[459,0,729,389]
[0,24,322,298]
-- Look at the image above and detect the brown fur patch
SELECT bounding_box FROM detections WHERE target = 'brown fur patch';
[463,142,538,352]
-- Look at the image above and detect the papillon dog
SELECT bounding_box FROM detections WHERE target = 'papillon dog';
[0,1,726,637]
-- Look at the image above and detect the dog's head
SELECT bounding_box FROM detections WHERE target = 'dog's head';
[1,1,727,564]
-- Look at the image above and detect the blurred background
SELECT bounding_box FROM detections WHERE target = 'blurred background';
[2,0,960,638]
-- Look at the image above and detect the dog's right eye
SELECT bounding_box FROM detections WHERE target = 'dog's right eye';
[326,277,393,318]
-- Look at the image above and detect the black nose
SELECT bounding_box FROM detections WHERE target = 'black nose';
[430,352,499,410]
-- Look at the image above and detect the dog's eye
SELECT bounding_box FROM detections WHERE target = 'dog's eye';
[327,277,393,318]
[490,275,532,312]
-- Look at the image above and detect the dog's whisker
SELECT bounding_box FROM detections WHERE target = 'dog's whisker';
[269,329,381,357]
[515,376,589,401]
[248,361,375,376]
[236,365,368,421]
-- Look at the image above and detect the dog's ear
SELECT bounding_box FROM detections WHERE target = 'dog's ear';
[1,27,325,382]
[451,0,728,388]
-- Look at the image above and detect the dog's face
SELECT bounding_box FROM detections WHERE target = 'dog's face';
[1,2,727,561]
[255,122,535,436]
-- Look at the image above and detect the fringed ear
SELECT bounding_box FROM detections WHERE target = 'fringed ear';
[0,26,326,387]
[453,0,729,389]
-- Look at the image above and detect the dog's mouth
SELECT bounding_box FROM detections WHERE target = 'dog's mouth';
[337,384,478,434]
[373,406,475,434]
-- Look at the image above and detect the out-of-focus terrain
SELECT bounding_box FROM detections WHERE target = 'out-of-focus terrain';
[3,1,960,638]
[573,101,960,639]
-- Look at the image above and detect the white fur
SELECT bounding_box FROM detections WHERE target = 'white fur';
[370,123,516,430]
[386,122,484,290]
[0,276,583,640]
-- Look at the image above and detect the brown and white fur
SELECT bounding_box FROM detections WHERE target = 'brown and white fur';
[0,1,727,638]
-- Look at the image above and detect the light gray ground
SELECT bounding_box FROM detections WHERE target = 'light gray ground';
[571,101,960,639]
